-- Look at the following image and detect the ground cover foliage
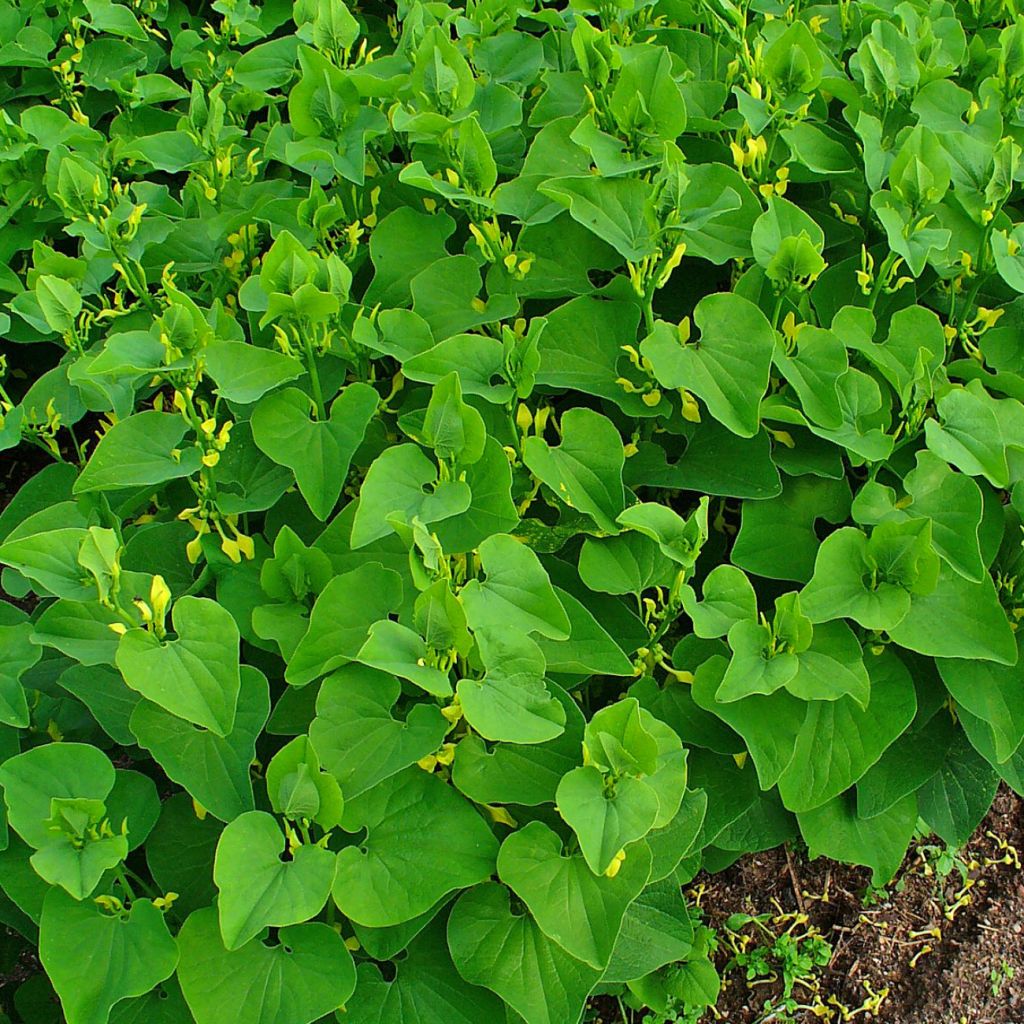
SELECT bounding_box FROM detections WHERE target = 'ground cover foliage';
[1,0,1024,1021]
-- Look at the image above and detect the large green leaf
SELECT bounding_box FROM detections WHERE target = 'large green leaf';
[937,635,1024,761]
[310,665,448,799]
[214,811,337,950]
[460,533,570,639]
[602,876,695,984]
[886,563,1017,664]
[457,627,566,743]
[332,768,498,927]
[116,596,241,736]
[798,792,917,885]
[0,620,36,726]
[448,882,602,1024]
[286,563,403,685]
[497,821,651,968]
[556,766,659,875]
[129,666,269,822]
[539,176,655,260]
[176,908,355,1024]
[351,444,472,548]
[732,475,850,582]
[344,919,503,1024]
[203,340,304,404]
[0,742,115,849]
[74,412,202,493]
[251,384,379,520]
[522,408,627,533]
[641,293,775,438]
[40,890,178,1024]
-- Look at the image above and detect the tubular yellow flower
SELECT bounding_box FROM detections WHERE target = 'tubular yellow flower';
[150,575,171,621]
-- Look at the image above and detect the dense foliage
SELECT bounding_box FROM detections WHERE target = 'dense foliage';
[2,0,1024,1021]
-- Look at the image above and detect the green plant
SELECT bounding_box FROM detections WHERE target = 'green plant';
[0,0,1024,1022]
[721,908,832,1020]
[990,959,1015,997]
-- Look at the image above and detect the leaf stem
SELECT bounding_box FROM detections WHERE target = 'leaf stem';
[114,865,136,902]
[301,326,327,421]
[770,289,787,330]
[866,251,898,311]
[958,218,996,325]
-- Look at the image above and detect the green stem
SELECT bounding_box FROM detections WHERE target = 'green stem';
[66,425,85,466]
[123,865,158,898]
[110,239,160,315]
[770,289,787,330]
[302,328,327,421]
[23,433,68,464]
[506,405,522,455]
[114,865,136,902]
[959,219,996,324]
[642,286,656,336]
[866,251,898,311]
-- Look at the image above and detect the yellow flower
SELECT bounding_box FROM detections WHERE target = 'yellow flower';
[604,848,627,878]
[680,389,701,423]
[150,575,171,621]
[975,306,1005,331]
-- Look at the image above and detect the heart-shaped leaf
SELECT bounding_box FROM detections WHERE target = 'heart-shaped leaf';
[252,383,379,520]
[214,810,337,950]
[497,821,651,968]
[40,890,178,1024]
[177,908,355,1024]
[116,596,241,736]
[333,768,498,927]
